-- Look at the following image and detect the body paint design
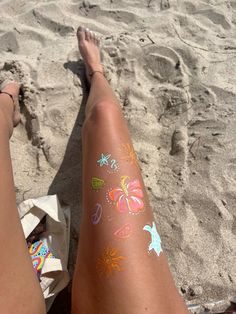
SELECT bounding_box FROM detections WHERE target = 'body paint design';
[106,158,119,173]
[143,222,163,256]
[120,143,138,166]
[91,177,105,191]
[97,153,119,172]
[97,153,111,167]
[110,159,119,170]
[96,247,125,277]
[114,223,132,239]
[108,176,144,214]
[91,203,103,225]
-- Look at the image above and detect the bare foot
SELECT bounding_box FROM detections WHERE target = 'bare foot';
[0,82,21,136]
[77,26,103,83]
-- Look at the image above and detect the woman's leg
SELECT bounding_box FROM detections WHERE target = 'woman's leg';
[72,28,189,314]
[0,83,45,314]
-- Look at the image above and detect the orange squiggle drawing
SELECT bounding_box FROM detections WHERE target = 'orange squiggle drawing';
[120,143,138,166]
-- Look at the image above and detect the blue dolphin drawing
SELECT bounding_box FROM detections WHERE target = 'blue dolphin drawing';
[143,222,163,256]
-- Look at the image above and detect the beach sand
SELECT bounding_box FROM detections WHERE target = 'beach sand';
[0,0,236,312]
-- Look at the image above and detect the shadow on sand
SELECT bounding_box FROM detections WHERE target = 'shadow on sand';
[48,60,88,314]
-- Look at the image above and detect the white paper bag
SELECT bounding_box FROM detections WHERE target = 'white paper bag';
[18,195,70,312]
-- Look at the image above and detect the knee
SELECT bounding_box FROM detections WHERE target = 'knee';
[85,100,121,124]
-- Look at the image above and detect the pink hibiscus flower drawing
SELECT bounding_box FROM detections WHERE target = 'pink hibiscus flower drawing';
[108,176,144,214]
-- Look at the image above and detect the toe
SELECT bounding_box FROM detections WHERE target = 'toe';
[92,31,99,45]
[93,33,98,45]
[85,28,91,41]
[77,26,85,42]
[90,31,95,43]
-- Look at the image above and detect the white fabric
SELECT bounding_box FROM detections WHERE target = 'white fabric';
[18,195,70,312]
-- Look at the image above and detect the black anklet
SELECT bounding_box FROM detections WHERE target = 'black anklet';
[89,70,103,77]
[0,90,14,103]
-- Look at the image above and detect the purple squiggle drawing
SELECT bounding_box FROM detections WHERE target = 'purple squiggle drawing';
[91,203,103,225]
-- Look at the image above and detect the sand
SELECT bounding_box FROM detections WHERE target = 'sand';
[0,0,236,313]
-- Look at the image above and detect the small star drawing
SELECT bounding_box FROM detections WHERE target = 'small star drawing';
[97,153,111,167]
[143,222,163,256]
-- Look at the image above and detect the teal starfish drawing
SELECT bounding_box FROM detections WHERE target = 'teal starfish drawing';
[97,153,111,167]
[143,222,163,256]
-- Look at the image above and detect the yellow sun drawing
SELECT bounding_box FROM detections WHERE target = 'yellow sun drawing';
[96,247,126,277]
[120,143,138,166]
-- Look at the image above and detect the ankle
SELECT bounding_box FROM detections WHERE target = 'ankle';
[0,112,13,138]
[0,95,14,137]
[90,71,104,81]
[88,63,103,75]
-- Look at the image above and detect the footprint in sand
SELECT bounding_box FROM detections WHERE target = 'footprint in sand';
[144,46,188,86]
[224,163,236,186]
[0,32,19,53]
[170,127,188,157]
[22,4,74,36]
[195,8,231,30]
